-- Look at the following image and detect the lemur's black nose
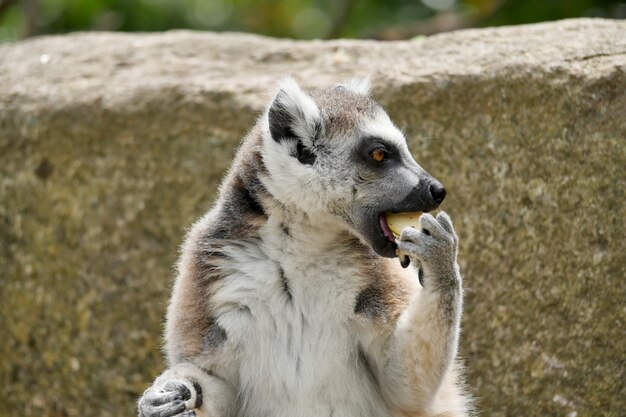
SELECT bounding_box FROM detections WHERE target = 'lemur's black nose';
[394,177,447,212]
[429,182,446,204]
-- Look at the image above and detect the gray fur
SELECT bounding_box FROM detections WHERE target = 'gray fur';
[354,287,388,322]
[278,266,292,301]
[203,322,228,350]
[397,212,462,325]
[138,383,187,417]
[310,88,379,136]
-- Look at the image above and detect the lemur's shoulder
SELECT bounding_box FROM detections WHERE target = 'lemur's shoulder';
[165,126,271,364]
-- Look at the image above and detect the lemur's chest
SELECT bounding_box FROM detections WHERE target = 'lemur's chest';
[209,240,390,417]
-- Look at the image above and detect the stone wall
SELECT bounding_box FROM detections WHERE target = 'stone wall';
[1,18,624,417]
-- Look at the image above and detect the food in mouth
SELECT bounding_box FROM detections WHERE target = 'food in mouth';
[380,211,423,269]
[386,211,423,237]
[379,211,423,243]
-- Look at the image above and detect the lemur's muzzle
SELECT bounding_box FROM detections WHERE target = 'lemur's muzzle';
[393,177,446,213]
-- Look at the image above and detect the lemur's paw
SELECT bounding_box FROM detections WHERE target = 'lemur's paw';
[138,380,202,417]
[396,211,458,277]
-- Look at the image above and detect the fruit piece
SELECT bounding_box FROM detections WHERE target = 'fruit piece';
[386,211,422,237]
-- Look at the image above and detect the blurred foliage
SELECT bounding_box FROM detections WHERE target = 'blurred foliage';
[0,0,625,42]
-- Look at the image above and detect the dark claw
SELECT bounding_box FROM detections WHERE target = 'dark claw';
[418,268,424,287]
[422,228,431,236]
[400,255,410,268]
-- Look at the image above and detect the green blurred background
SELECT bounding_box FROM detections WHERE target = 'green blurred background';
[1,0,625,42]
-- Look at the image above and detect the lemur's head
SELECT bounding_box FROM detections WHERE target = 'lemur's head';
[260,78,445,258]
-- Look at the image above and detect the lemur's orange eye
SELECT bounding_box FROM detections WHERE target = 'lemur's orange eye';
[371,149,385,162]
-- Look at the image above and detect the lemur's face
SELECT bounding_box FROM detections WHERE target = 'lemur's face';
[262,78,445,258]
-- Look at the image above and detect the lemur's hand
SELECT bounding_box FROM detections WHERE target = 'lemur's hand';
[138,379,202,417]
[396,212,458,281]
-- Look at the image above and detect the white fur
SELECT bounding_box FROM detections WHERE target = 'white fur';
[260,84,354,216]
[270,77,321,146]
[203,214,392,416]
[358,108,407,149]
[340,77,372,96]
[261,133,325,212]
[260,135,355,216]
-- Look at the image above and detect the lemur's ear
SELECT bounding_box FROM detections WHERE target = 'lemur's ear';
[268,78,322,153]
[334,77,371,96]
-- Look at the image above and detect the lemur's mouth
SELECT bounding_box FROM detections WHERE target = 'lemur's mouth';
[379,211,427,244]
[379,213,396,243]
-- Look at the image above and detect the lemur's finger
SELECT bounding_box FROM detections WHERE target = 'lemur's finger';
[163,382,192,402]
[399,226,422,244]
[146,400,187,417]
[419,213,445,238]
[147,390,183,406]
[396,240,427,262]
[436,211,455,235]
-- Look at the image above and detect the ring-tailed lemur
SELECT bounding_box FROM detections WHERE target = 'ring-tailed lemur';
[138,78,472,417]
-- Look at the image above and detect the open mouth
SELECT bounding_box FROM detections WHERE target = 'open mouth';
[379,213,396,243]
[379,210,427,244]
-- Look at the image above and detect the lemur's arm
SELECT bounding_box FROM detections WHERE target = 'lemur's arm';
[138,362,235,417]
[367,212,463,413]
[138,316,237,417]
[138,237,237,417]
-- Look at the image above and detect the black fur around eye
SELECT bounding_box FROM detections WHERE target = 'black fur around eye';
[359,138,399,165]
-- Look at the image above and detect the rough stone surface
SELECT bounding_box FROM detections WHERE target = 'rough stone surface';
[1,18,625,417]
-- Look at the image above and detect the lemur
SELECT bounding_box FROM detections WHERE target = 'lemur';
[138,78,472,417]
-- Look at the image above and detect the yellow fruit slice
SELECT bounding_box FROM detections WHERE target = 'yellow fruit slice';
[386,212,422,237]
